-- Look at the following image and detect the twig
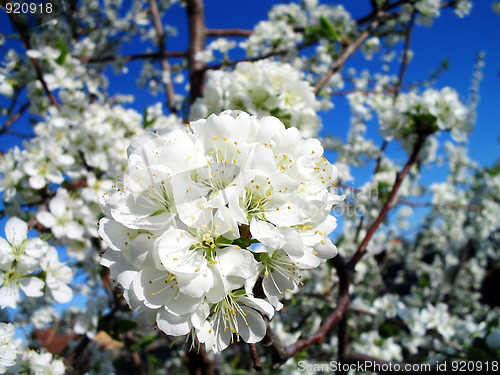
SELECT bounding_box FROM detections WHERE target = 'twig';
[314,15,381,95]
[81,50,187,64]
[248,343,263,372]
[206,28,253,37]
[260,317,289,366]
[0,101,30,136]
[186,0,207,104]
[205,39,317,72]
[283,255,352,361]
[357,0,462,25]
[373,140,389,174]
[349,134,427,268]
[394,10,416,96]
[5,5,60,109]
[149,0,177,113]
[398,199,483,211]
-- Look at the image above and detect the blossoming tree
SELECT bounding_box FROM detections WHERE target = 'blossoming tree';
[0,0,499,374]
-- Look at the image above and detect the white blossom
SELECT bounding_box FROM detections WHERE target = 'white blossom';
[99,111,341,351]
[0,323,17,374]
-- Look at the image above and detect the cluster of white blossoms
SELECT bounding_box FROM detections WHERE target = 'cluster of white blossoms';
[99,111,342,352]
[1,320,65,374]
[190,60,322,138]
[371,87,470,161]
[374,87,470,141]
[0,217,73,309]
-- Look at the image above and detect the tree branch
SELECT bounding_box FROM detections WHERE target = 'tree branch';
[262,255,352,365]
[81,50,187,64]
[5,5,60,110]
[186,0,207,104]
[206,28,253,37]
[0,101,30,136]
[349,134,427,268]
[314,15,381,95]
[149,0,177,113]
[394,10,416,97]
[248,343,263,371]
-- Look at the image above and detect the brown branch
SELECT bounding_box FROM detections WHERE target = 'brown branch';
[0,101,30,136]
[398,199,483,211]
[349,134,427,268]
[205,49,283,71]
[357,0,462,25]
[81,50,187,64]
[269,255,353,364]
[5,6,60,110]
[372,11,415,174]
[186,0,207,104]
[248,343,263,372]
[260,317,289,366]
[184,345,216,375]
[286,295,350,358]
[149,0,177,113]
[374,140,389,174]
[339,184,482,211]
[205,50,281,71]
[357,0,409,25]
[206,28,253,37]
[314,15,381,95]
[205,38,317,71]
[394,10,416,97]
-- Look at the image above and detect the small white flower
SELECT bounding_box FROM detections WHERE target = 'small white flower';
[197,292,274,353]
[0,218,46,309]
[37,189,85,240]
[0,322,17,374]
[39,247,73,304]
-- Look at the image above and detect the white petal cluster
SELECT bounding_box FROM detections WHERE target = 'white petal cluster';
[190,61,322,138]
[373,87,470,161]
[242,1,356,58]
[0,323,17,374]
[99,111,342,352]
[8,350,65,375]
[414,0,442,26]
[376,88,470,140]
[0,217,73,309]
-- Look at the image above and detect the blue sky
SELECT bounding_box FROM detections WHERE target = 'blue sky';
[1,1,498,167]
[0,0,498,326]
[0,0,499,223]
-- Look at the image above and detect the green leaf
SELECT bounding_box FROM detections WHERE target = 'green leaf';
[304,16,340,44]
[143,108,156,128]
[150,209,166,217]
[319,15,340,42]
[233,237,251,248]
[55,38,69,65]
[466,337,496,361]
[130,334,157,350]
[379,321,399,338]
[304,26,322,43]
[100,317,138,340]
